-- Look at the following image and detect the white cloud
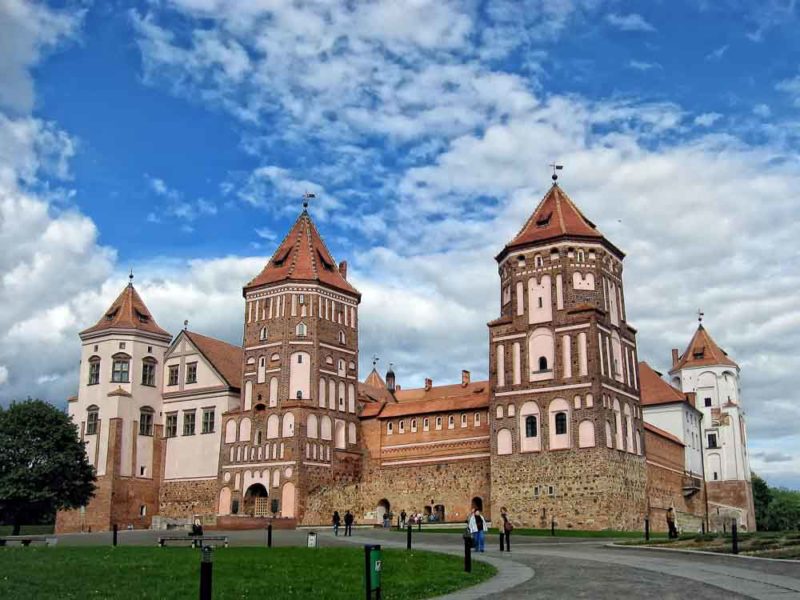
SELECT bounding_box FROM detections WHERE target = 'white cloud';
[753,103,771,118]
[776,73,800,106]
[606,13,656,32]
[628,60,660,71]
[705,44,729,61]
[0,365,8,385]
[693,112,722,127]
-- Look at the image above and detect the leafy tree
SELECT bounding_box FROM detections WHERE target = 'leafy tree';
[764,489,800,532]
[0,399,95,534]
[752,473,773,530]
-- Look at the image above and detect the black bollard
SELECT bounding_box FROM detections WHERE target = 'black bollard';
[199,545,213,600]
[645,517,650,541]
[551,518,555,536]
[499,532,505,552]
[463,534,472,573]
[418,519,421,532]
[702,521,706,535]
[113,524,118,547]
[406,524,412,550]
[267,523,273,548]
[732,522,739,555]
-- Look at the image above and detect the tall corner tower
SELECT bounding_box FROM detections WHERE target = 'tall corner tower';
[216,206,361,524]
[488,182,646,530]
[56,278,172,533]
[670,323,755,530]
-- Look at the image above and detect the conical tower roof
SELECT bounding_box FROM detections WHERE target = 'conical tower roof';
[81,281,171,339]
[364,368,387,389]
[670,324,738,372]
[497,184,622,260]
[245,209,360,298]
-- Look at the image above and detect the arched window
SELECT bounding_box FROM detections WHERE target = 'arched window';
[289,352,310,400]
[267,414,280,439]
[269,377,278,407]
[529,327,554,380]
[497,428,512,455]
[111,353,131,383]
[141,358,157,387]
[525,415,538,438]
[555,412,567,435]
[259,326,267,341]
[496,405,504,419]
[577,249,585,262]
[507,404,516,417]
[534,254,543,267]
[337,359,346,377]
[338,330,346,345]
[538,356,548,371]
[578,420,595,448]
[410,418,417,432]
[295,322,307,337]
[307,414,319,439]
[86,405,99,435]
[399,420,405,433]
[282,413,295,437]
[320,416,332,440]
[348,422,357,444]
[387,422,394,435]
[139,406,154,436]
[319,378,326,408]
[448,415,455,429]
[461,413,467,427]
[87,356,101,385]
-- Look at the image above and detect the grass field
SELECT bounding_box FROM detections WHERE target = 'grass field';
[0,524,55,536]
[0,546,495,599]
[623,531,800,559]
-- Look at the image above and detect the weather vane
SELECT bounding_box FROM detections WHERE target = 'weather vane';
[184,319,189,330]
[372,354,380,368]
[302,191,316,209]
[549,163,564,182]
[128,268,134,285]
[697,309,704,324]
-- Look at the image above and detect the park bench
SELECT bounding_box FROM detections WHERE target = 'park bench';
[0,536,57,547]
[158,536,228,548]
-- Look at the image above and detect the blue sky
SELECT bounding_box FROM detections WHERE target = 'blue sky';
[1,0,799,487]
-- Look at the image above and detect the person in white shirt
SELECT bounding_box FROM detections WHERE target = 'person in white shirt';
[468,509,486,552]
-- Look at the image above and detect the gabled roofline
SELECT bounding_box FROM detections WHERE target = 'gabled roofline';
[166,330,242,392]
[495,233,625,263]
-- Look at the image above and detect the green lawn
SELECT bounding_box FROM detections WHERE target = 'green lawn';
[622,531,800,559]
[0,547,495,599]
[0,524,54,536]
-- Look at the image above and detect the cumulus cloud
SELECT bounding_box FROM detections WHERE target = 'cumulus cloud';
[628,60,660,71]
[606,13,656,32]
[776,73,800,106]
[693,112,723,127]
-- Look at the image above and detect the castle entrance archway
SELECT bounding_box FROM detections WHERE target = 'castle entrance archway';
[243,483,268,517]
[471,497,483,512]
[376,499,390,524]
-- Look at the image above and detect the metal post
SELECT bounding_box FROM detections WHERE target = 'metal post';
[364,545,371,600]
[499,532,505,552]
[463,534,472,573]
[112,524,118,547]
[551,517,555,536]
[199,546,213,600]
[645,517,650,541]
[732,521,739,555]
[406,524,412,550]
[267,523,273,548]
[418,519,421,532]
[701,521,706,535]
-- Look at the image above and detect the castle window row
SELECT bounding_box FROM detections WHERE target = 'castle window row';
[165,361,200,387]
[246,292,357,329]
[87,354,159,387]
[496,330,589,386]
[229,441,286,463]
[385,411,486,436]
[511,246,598,273]
[164,408,216,438]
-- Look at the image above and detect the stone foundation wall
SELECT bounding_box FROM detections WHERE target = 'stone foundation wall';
[159,478,219,520]
[491,447,647,530]
[56,476,113,533]
[707,480,755,531]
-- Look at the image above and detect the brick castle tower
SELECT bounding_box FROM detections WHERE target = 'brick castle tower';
[488,182,647,529]
[216,205,362,523]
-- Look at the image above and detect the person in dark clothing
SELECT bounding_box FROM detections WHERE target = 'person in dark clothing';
[344,510,354,536]
[501,507,513,552]
[400,509,407,528]
[332,511,341,536]
[666,507,678,539]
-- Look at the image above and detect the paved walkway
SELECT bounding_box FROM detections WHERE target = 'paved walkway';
[43,528,800,599]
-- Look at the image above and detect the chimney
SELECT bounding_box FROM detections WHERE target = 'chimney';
[339,260,348,279]
[685,392,697,409]
[671,349,679,367]
[461,370,470,387]
[424,378,432,391]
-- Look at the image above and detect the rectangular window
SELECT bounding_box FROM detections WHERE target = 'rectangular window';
[183,411,196,436]
[202,409,215,434]
[165,413,177,438]
[111,359,130,383]
[704,397,712,407]
[139,466,147,477]
[142,362,156,386]
[186,362,198,384]
[707,433,718,449]
[168,365,179,386]
[86,411,99,435]
[139,411,153,436]
[88,361,100,385]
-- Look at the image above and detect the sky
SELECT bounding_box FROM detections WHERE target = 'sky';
[1,0,799,488]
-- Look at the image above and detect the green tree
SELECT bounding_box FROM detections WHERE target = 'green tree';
[751,473,773,530]
[765,489,800,532]
[0,399,95,534]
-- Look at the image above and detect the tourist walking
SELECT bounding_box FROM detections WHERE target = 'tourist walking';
[332,510,341,536]
[400,509,407,528]
[500,506,513,552]
[666,507,678,539]
[468,509,486,552]
[344,510,354,536]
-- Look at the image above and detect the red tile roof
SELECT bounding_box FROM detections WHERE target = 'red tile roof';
[499,184,617,259]
[377,393,489,419]
[245,210,360,298]
[359,401,386,418]
[644,422,685,447]
[364,368,386,389]
[639,361,687,406]
[81,283,171,338]
[184,331,243,390]
[394,380,489,403]
[670,325,738,372]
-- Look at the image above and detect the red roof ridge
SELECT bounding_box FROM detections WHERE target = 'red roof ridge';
[639,361,687,406]
[183,330,243,389]
[81,282,171,339]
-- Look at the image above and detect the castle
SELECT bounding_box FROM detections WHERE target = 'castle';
[56,183,755,534]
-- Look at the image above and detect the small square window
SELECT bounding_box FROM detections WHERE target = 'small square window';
[147,346,153,353]
[119,342,126,350]
[168,365,179,386]
[704,397,712,407]
[186,362,198,384]
[139,466,147,477]
[94,345,99,352]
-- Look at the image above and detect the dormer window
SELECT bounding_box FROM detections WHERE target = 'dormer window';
[105,308,118,321]
[135,310,149,323]
[536,211,552,227]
